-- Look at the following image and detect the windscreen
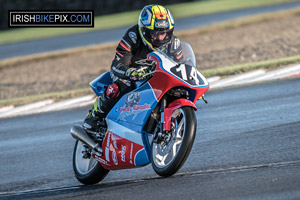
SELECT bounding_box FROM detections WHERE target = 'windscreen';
[159,41,196,67]
[155,41,208,87]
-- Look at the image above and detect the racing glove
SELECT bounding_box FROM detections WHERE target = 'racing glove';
[126,67,150,80]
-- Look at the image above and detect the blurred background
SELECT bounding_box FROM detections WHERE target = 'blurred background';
[0,0,194,30]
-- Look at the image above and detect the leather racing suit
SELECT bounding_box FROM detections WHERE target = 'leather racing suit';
[84,24,183,130]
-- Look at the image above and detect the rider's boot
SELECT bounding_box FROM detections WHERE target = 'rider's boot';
[83,83,120,132]
[83,96,108,132]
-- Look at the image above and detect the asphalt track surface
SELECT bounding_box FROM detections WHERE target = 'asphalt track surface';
[0,77,300,200]
[1,1,300,60]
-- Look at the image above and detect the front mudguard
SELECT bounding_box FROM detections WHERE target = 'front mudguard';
[163,98,197,131]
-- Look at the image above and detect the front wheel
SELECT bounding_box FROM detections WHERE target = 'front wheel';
[73,140,109,185]
[151,107,197,177]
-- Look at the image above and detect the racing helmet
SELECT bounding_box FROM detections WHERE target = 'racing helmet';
[138,5,175,50]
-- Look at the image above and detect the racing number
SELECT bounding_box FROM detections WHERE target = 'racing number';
[171,64,201,86]
[190,67,200,85]
[176,64,188,80]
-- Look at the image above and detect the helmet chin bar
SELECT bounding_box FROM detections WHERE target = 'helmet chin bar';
[152,38,169,48]
[147,28,174,48]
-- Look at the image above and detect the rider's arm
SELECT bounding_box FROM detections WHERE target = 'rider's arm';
[110,28,137,80]
[168,36,183,62]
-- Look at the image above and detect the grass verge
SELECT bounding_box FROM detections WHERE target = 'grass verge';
[201,55,300,77]
[0,0,297,45]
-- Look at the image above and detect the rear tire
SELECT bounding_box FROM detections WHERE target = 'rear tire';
[73,140,109,185]
[151,107,196,177]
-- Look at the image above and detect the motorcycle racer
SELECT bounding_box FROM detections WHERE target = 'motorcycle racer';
[84,4,183,132]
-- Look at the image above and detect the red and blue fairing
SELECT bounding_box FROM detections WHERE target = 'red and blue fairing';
[147,48,209,103]
[147,45,209,131]
[89,42,209,170]
[90,80,159,170]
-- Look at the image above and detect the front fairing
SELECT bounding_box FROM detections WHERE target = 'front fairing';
[148,42,210,103]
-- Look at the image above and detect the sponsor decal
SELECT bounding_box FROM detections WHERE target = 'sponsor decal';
[93,154,107,165]
[112,150,118,166]
[106,83,119,98]
[121,145,126,162]
[126,92,140,107]
[105,148,109,162]
[155,20,168,28]
[107,85,114,96]
[133,104,151,111]
[130,143,133,164]
[174,38,180,50]
[95,131,145,169]
[115,54,121,61]
[113,140,118,149]
[112,66,126,75]
[128,32,137,44]
[105,131,111,162]
[118,92,151,120]
[119,104,151,113]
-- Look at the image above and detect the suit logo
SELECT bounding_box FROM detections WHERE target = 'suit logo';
[129,32,137,44]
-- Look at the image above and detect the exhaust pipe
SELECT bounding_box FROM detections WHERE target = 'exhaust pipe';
[70,124,102,153]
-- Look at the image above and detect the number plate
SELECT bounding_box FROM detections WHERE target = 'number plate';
[170,64,205,86]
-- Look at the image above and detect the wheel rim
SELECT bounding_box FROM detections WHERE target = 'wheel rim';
[152,108,186,168]
[75,141,98,175]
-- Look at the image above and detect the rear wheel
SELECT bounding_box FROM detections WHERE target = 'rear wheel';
[73,140,109,185]
[151,107,196,177]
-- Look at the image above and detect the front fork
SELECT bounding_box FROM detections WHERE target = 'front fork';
[153,96,198,144]
[153,96,167,143]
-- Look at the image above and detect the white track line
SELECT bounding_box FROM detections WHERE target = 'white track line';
[0,100,54,118]
[247,64,300,83]
[207,76,221,83]
[36,95,95,113]
[210,69,265,88]
[0,105,14,113]
[0,95,95,118]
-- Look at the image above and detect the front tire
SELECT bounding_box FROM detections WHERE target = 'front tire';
[73,140,109,185]
[151,107,196,177]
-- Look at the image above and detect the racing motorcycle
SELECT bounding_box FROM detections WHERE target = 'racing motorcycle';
[70,42,209,185]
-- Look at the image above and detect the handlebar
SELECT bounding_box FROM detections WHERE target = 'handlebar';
[129,59,157,81]
[130,70,155,81]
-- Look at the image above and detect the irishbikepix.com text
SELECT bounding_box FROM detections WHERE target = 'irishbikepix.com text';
[9,11,94,27]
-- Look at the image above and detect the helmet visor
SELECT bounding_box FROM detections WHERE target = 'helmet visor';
[142,28,173,48]
[151,29,173,47]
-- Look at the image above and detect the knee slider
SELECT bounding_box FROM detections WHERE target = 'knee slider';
[105,83,119,99]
